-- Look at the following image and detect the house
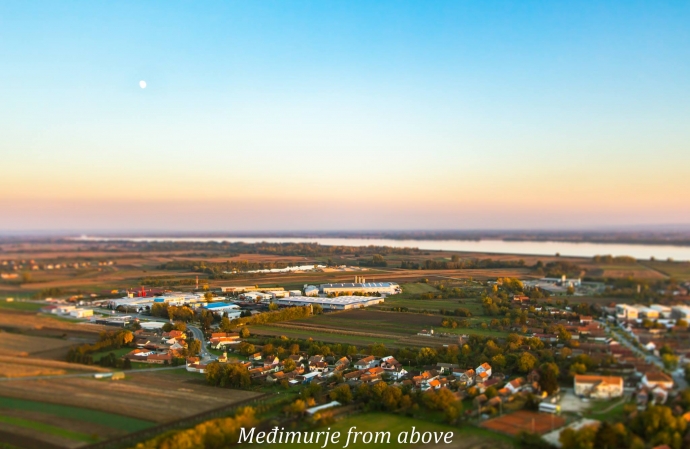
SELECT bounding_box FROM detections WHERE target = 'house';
[186,362,207,373]
[381,356,408,380]
[477,378,501,394]
[354,356,378,370]
[309,361,329,373]
[457,369,475,387]
[513,295,530,303]
[334,357,350,371]
[642,371,674,390]
[574,375,624,399]
[308,355,325,364]
[506,377,526,394]
[343,370,363,382]
[263,355,280,368]
[147,352,173,364]
[290,354,305,363]
[249,353,262,361]
[476,362,492,378]
[297,372,321,384]
[163,330,186,340]
[412,371,439,391]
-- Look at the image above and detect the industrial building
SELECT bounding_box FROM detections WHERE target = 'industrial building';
[275,295,384,310]
[316,277,401,296]
[201,302,242,318]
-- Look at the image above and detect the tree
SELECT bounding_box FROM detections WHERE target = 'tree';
[329,384,352,403]
[516,352,538,373]
[187,339,201,356]
[239,326,250,338]
[369,343,387,357]
[162,322,173,332]
[282,358,296,372]
[239,342,255,356]
[416,347,437,366]
[289,343,300,355]
[262,343,275,356]
[491,354,506,370]
[538,362,560,395]
[204,291,213,302]
[560,425,597,449]
[268,302,279,311]
[284,399,306,416]
[173,321,187,332]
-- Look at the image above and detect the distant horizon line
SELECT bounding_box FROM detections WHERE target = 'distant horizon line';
[3,225,690,238]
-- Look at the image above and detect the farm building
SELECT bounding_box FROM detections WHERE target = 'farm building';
[275,295,384,310]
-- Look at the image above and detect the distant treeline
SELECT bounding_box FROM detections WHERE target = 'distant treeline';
[66,330,133,365]
[592,255,637,264]
[159,260,296,275]
[112,241,422,256]
[400,258,526,270]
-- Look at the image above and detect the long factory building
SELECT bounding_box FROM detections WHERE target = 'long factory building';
[275,295,384,310]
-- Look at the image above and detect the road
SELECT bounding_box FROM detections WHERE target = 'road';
[0,365,186,382]
[92,308,213,362]
[599,320,688,390]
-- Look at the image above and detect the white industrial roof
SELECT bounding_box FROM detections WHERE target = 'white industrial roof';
[277,296,383,305]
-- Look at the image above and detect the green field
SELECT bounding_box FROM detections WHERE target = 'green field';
[0,301,44,312]
[0,397,154,432]
[400,282,439,295]
[0,415,96,442]
[251,325,398,345]
[90,347,133,362]
[240,412,511,449]
[640,261,690,280]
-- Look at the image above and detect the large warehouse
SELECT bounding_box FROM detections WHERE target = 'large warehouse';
[319,281,401,296]
[275,295,384,310]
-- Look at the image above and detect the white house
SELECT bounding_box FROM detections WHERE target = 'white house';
[642,371,674,390]
[574,375,624,399]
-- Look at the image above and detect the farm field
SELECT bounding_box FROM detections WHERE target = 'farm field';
[0,371,262,423]
[243,412,512,449]
[251,310,476,347]
[0,301,44,312]
[0,333,77,358]
[480,410,565,436]
[0,396,153,449]
[640,261,690,281]
[0,310,106,335]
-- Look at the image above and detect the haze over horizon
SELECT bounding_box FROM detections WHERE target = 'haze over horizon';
[2,1,689,232]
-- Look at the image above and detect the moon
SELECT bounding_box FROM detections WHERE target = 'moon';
[139,80,147,89]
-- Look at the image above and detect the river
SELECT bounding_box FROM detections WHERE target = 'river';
[78,236,690,261]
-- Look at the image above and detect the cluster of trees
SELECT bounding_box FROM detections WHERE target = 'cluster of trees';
[150,303,196,322]
[132,407,257,449]
[66,330,133,364]
[401,258,526,270]
[205,363,252,389]
[358,254,388,267]
[231,306,312,326]
[532,260,582,277]
[441,318,466,329]
[592,254,637,264]
[560,404,688,449]
[98,352,132,369]
[293,380,463,423]
[128,240,421,257]
[138,276,200,287]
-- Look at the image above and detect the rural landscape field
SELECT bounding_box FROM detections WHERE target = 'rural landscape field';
[3,1,690,448]
[1,237,690,449]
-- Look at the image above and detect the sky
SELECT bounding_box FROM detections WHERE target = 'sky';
[1,1,689,233]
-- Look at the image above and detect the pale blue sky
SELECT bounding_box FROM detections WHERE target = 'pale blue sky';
[1,1,689,231]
